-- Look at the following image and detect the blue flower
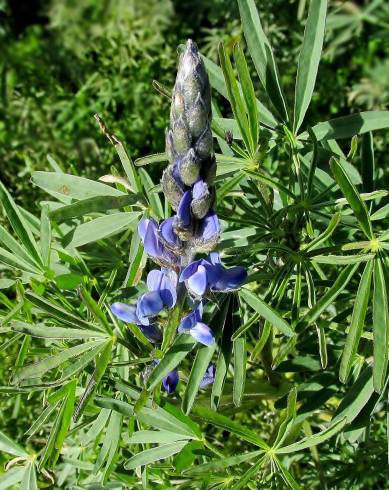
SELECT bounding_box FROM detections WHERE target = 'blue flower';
[138,218,179,267]
[110,302,162,343]
[200,363,215,388]
[152,360,179,394]
[179,252,246,297]
[192,211,221,252]
[162,368,179,394]
[110,269,177,343]
[178,302,215,346]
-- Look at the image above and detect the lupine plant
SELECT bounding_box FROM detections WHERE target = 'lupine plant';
[0,0,389,488]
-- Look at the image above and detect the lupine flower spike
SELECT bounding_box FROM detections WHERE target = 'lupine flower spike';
[110,40,247,394]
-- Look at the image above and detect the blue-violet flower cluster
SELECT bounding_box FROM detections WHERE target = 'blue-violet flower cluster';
[110,40,246,394]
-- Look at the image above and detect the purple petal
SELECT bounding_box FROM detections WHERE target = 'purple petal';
[179,259,203,282]
[159,217,179,247]
[192,179,207,199]
[138,218,157,241]
[110,302,139,324]
[190,322,215,346]
[139,324,162,343]
[178,302,204,333]
[208,252,221,265]
[212,266,247,291]
[177,190,192,227]
[159,269,178,308]
[198,211,220,241]
[147,269,164,292]
[187,265,208,296]
[162,369,179,394]
[178,311,197,332]
[136,291,164,323]
[199,363,216,388]
[143,221,165,257]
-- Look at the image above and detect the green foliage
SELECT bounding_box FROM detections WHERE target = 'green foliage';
[0,0,389,489]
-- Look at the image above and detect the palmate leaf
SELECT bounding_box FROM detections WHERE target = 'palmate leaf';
[39,379,77,469]
[0,246,41,275]
[296,263,358,333]
[0,225,41,270]
[94,410,122,481]
[294,0,328,132]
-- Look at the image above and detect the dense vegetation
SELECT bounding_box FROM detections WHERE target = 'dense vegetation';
[0,1,388,488]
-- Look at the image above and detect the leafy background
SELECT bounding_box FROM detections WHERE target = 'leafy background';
[0,0,388,488]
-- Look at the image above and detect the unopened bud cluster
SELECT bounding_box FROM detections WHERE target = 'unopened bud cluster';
[111,40,246,395]
[162,39,217,249]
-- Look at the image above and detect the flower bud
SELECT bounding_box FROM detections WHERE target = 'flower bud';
[161,164,184,210]
[195,127,213,160]
[178,148,200,186]
[172,116,191,154]
[191,180,213,219]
